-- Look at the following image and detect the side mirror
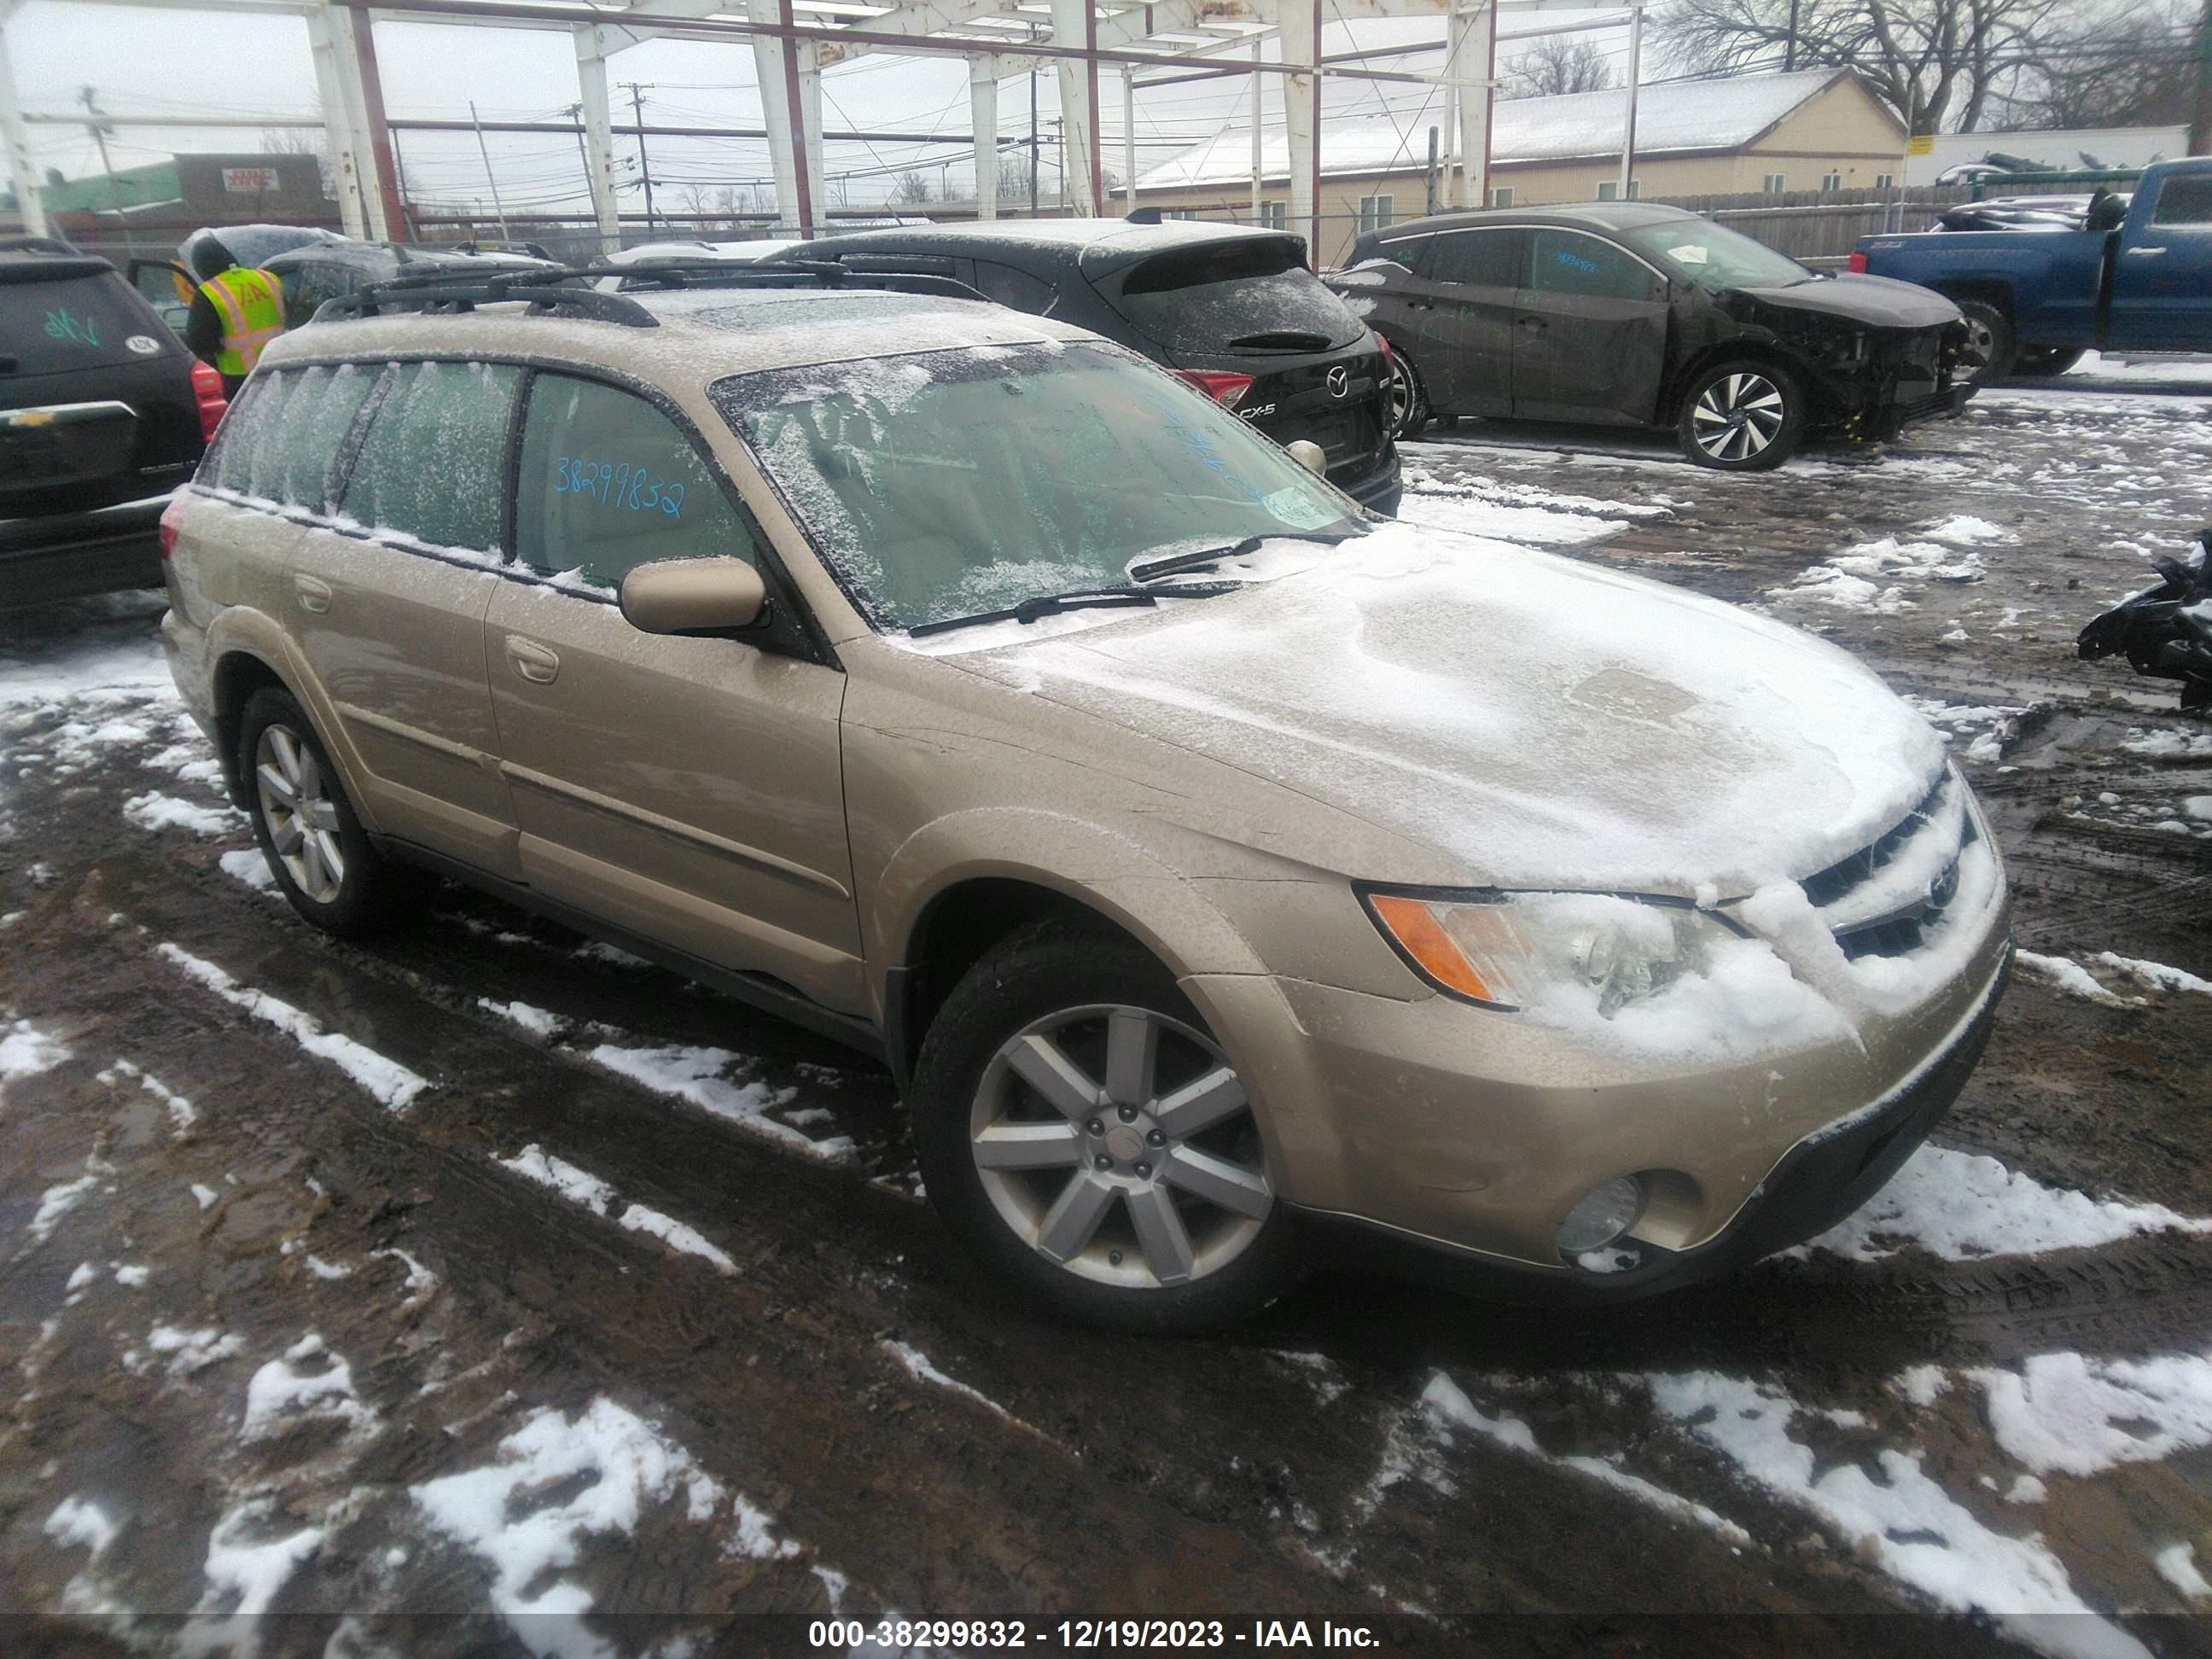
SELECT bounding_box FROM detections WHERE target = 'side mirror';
[620,557,765,635]
[1286,439,1328,476]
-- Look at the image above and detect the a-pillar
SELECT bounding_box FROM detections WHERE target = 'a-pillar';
[1047,0,1102,215]
[1281,0,1320,265]
[750,0,825,236]
[970,60,997,219]
[0,0,45,239]
[1447,1,1494,210]
[306,5,368,239]
[573,26,623,255]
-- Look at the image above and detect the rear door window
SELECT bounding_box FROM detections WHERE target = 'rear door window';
[340,359,519,556]
[1111,238,1360,354]
[1,271,161,376]
[2149,173,2212,227]
[514,373,754,591]
[1429,229,1525,289]
[1528,230,1660,302]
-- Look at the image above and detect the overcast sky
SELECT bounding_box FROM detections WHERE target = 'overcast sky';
[7,3,1638,212]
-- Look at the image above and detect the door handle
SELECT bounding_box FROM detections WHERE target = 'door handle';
[2124,246,2168,258]
[293,573,332,614]
[505,637,561,684]
[1516,315,1548,331]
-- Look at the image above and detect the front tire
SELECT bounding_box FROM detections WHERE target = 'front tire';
[1387,347,1429,440]
[1676,359,1807,470]
[909,922,1296,1333]
[238,687,421,939]
[1955,300,2016,386]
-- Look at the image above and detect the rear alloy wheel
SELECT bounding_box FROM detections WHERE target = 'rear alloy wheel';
[911,923,1295,1332]
[1677,359,1806,470]
[1387,347,1429,440]
[1954,300,2016,386]
[238,687,421,939]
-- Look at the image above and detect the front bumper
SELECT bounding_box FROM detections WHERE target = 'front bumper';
[0,495,166,610]
[1877,382,1974,438]
[1286,950,2010,1305]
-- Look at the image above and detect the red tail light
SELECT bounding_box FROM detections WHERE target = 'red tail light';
[1176,370,1255,409]
[189,361,229,442]
[1374,333,1395,365]
[1846,251,1868,274]
[159,491,188,561]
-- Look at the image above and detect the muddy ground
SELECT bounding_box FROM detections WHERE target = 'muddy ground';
[3,364,2210,1659]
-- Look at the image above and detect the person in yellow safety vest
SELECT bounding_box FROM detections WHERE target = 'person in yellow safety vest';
[183,236,287,396]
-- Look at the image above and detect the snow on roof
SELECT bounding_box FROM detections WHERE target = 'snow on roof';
[1139,69,1856,190]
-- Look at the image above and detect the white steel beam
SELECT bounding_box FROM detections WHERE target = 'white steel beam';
[0,0,47,237]
[1616,0,1641,199]
[574,26,623,252]
[328,4,393,237]
[306,3,369,237]
[1446,1,1493,209]
[751,0,824,233]
[970,57,997,217]
[1281,0,1318,263]
[1047,0,1100,214]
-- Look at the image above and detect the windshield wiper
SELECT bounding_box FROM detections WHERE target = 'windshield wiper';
[1127,529,1360,585]
[907,581,1243,638]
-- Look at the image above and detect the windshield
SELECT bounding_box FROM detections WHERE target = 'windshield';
[713,341,1364,632]
[1618,220,1815,291]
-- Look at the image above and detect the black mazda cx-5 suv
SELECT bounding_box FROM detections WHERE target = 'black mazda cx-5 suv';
[769,217,1401,513]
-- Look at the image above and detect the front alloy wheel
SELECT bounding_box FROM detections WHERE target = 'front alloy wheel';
[970,1004,1272,1290]
[1677,359,1806,470]
[255,722,346,903]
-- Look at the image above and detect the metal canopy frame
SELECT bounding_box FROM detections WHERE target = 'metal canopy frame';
[1,0,1644,262]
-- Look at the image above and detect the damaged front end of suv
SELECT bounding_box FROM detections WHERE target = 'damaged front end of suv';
[1713,281,1977,444]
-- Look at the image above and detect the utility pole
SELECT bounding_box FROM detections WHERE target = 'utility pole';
[2192,0,2211,155]
[1426,125,1439,217]
[1028,67,1039,217]
[626,81,657,230]
[469,100,510,242]
[76,86,122,216]
[1784,0,1799,72]
[567,102,591,194]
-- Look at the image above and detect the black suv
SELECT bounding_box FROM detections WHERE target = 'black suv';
[779,218,1401,511]
[3,236,216,606]
[1334,203,1971,471]
[262,240,565,329]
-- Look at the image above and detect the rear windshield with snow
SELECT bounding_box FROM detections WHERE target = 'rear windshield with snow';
[1107,240,1364,356]
[1,271,158,377]
[712,341,1362,632]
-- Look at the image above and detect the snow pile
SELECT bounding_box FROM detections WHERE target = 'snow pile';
[1801,1143,2212,1262]
[1768,537,1984,614]
[1650,1371,2148,1659]
[1970,1350,2212,1477]
[2094,952,2212,997]
[240,1334,377,1446]
[1393,469,1634,546]
[412,1396,790,1646]
[44,1494,120,1558]
[124,791,238,837]
[28,1155,111,1245]
[2156,1543,2212,1600]
[480,998,561,1037]
[1423,1372,1753,1548]
[2122,728,2212,759]
[497,1144,736,1273]
[219,850,278,894]
[586,1042,844,1161]
[98,1058,197,1136]
[157,945,429,1112]
[1,1017,71,1097]
[139,1325,246,1377]
[187,1494,326,1652]
[1924,516,2018,547]
[2015,951,2145,1009]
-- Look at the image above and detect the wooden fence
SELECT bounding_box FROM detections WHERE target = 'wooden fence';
[1637,186,1976,264]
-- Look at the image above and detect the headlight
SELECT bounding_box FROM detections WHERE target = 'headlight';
[1363,888,1746,1016]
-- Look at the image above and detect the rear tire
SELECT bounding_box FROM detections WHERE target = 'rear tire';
[2011,345,2083,377]
[1955,300,2016,385]
[1676,359,1806,470]
[1387,347,1430,440]
[909,921,1297,1333]
[237,687,422,940]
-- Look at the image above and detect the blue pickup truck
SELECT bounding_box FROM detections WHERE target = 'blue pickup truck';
[1852,156,2212,379]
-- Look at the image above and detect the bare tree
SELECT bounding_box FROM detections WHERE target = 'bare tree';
[260,115,335,195]
[891,169,935,204]
[997,149,1038,201]
[1659,0,2062,133]
[1991,0,2199,129]
[1504,36,1615,98]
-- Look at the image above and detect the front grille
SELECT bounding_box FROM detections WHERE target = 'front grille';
[1801,772,1975,960]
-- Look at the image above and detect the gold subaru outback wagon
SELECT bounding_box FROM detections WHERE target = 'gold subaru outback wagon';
[160,269,2011,1331]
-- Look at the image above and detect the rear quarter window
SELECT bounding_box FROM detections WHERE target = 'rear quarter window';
[2150,174,2212,228]
[1110,239,1361,355]
[340,359,520,556]
[970,260,1057,313]
[2,271,166,376]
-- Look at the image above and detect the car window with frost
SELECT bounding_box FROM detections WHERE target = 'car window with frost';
[711,341,1362,632]
[236,369,302,503]
[515,374,755,591]
[339,360,519,556]
[274,362,377,514]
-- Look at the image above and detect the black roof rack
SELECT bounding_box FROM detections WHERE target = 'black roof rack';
[311,259,988,328]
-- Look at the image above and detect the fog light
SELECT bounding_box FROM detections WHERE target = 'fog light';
[1557,1176,1644,1258]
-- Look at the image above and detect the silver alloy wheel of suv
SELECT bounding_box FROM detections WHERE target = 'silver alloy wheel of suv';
[969,1003,1273,1289]
[1689,370,1787,463]
[253,721,347,903]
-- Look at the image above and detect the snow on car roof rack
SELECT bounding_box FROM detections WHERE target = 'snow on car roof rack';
[316,259,987,328]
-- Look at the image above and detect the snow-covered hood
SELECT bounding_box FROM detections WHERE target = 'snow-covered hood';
[1730,272,1962,332]
[945,525,1949,896]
